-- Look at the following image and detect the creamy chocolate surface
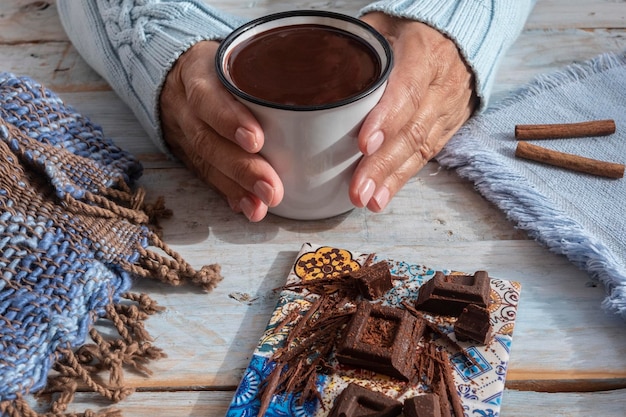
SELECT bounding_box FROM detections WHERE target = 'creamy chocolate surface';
[227,24,381,106]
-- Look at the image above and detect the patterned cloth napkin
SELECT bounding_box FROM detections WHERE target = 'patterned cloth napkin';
[437,51,626,320]
[0,73,222,416]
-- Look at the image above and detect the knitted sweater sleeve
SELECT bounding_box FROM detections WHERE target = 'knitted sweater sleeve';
[360,0,537,110]
[56,0,245,155]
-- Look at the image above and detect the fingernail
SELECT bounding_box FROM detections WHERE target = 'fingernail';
[358,178,376,207]
[373,185,390,211]
[235,127,258,152]
[365,131,384,155]
[253,180,275,206]
[239,196,256,221]
[227,197,240,212]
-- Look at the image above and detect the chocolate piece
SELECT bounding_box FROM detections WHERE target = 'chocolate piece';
[335,301,425,381]
[455,304,493,345]
[352,260,393,300]
[328,383,403,417]
[415,271,491,316]
[404,394,442,417]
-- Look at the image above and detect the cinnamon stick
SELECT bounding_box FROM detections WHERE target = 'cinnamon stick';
[515,141,625,179]
[515,119,616,140]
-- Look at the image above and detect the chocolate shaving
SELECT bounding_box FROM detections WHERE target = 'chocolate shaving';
[257,362,283,417]
[363,253,376,267]
[403,301,483,371]
[436,367,452,417]
[415,343,465,417]
[438,349,465,417]
[260,280,356,408]
[284,297,323,346]
[281,274,359,296]
[272,306,302,336]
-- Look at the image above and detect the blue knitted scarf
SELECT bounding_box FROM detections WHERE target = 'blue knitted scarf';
[0,73,222,416]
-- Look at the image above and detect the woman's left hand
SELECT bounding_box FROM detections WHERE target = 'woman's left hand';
[351,12,478,212]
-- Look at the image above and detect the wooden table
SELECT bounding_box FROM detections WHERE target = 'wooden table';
[2,1,626,415]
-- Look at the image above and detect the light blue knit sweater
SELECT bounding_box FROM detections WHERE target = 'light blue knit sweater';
[57,0,536,155]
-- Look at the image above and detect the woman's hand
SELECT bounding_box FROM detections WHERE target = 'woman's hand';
[351,12,478,212]
[159,40,284,222]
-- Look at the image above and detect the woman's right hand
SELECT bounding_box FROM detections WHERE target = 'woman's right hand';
[159,40,284,222]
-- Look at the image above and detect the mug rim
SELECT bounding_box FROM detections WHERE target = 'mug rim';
[215,10,394,112]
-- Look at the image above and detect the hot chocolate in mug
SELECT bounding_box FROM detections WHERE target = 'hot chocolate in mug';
[216,10,393,220]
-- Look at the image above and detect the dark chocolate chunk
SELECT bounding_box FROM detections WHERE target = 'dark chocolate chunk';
[403,394,442,417]
[455,303,493,345]
[328,383,403,417]
[335,301,425,381]
[415,271,491,316]
[352,260,393,300]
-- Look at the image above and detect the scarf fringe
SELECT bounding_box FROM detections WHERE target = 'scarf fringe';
[128,234,223,292]
[62,193,149,225]
[53,180,223,292]
[0,292,164,416]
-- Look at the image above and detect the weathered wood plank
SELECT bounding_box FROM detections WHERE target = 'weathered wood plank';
[491,28,626,104]
[28,388,626,417]
[85,240,626,389]
[526,0,626,30]
[55,91,162,158]
[0,42,109,92]
[136,162,524,243]
[501,388,626,416]
[0,1,64,43]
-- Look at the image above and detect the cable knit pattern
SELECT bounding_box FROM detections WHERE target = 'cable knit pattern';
[360,0,536,110]
[57,0,245,155]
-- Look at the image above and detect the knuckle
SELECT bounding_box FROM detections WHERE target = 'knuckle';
[188,127,211,153]
[212,104,236,130]
[402,123,437,163]
[186,130,216,170]
[407,120,429,145]
[363,153,392,180]
[228,157,256,184]
[417,141,436,162]
[185,78,208,109]
[184,127,256,190]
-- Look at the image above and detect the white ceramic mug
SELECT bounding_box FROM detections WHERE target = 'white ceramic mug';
[216,10,393,220]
